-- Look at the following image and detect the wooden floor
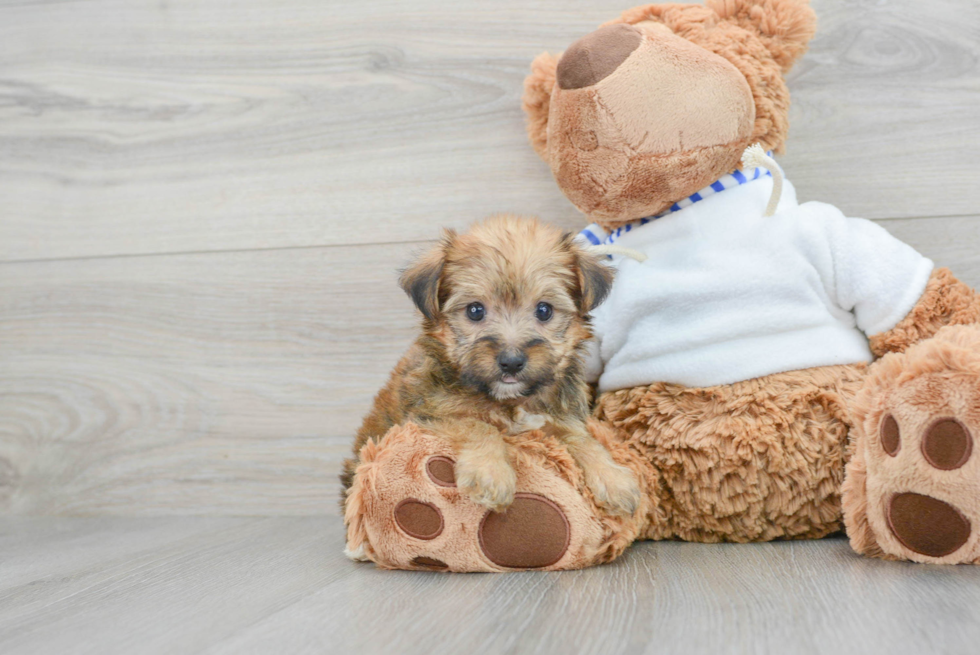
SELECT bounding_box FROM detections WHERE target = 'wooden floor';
[2,0,980,652]
[0,517,978,655]
[1,0,979,517]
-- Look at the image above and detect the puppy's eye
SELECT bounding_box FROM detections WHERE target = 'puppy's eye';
[535,302,554,322]
[466,302,486,322]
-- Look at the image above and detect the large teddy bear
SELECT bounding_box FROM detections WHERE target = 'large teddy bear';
[344,0,980,571]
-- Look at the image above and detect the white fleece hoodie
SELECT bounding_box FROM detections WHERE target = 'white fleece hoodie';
[582,174,934,392]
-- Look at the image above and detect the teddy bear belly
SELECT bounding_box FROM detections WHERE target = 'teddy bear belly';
[594,363,867,543]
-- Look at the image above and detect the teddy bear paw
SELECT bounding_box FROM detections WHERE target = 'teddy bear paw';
[844,327,980,564]
[344,424,611,571]
[865,413,977,562]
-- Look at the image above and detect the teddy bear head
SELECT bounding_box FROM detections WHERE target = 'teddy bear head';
[523,0,817,230]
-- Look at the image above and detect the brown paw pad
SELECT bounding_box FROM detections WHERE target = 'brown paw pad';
[411,556,448,571]
[394,500,443,540]
[426,456,456,487]
[887,492,971,558]
[556,24,642,90]
[921,418,972,471]
[880,414,901,457]
[478,493,570,569]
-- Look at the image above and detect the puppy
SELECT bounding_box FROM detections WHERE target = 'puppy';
[341,214,640,516]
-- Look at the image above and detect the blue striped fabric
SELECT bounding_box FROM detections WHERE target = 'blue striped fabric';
[578,154,774,247]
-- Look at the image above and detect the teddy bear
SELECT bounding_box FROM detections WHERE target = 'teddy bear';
[342,0,980,571]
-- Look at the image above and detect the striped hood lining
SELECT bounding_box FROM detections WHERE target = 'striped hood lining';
[579,155,774,246]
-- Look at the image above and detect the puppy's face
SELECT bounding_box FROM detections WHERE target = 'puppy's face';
[401,215,612,401]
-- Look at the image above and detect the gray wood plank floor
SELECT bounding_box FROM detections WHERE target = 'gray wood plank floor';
[1,517,979,655]
[2,0,980,651]
[1,0,979,517]
[1,0,978,263]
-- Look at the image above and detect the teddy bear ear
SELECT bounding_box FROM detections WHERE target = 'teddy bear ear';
[708,0,817,72]
[522,52,560,160]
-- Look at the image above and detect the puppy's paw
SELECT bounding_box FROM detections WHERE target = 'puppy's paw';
[509,408,548,435]
[585,462,641,517]
[456,456,517,512]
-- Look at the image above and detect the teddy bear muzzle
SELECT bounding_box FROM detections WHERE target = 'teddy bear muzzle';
[556,24,643,90]
[546,22,757,223]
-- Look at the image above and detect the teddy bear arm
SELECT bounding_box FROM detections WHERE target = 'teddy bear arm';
[869,267,980,357]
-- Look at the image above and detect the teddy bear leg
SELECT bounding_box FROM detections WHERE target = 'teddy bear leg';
[343,421,646,572]
[842,325,980,563]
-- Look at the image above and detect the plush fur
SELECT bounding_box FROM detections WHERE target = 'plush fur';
[523,0,816,226]
[345,0,980,571]
[347,284,980,571]
[523,52,560,160]
[345,420,652,571]
[613,0,813,152]
[595,364,866,543]
[870,267,980,357]
[343,214,639,521]
[843,324,980,563]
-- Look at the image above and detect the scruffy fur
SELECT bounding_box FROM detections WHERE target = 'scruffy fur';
[342,215,640,516]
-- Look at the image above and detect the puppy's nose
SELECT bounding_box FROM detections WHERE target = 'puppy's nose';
[497,351,527,375]
[556,23,642,90]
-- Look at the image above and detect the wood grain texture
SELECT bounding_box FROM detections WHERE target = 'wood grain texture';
[2,1,979,650]
[1,216,977,516]
[877,216,980,280]
[0,0,979,516]
[0,517,350,654]
[2,517,980,655]
[0,241,422,515]
[0,0,978,262]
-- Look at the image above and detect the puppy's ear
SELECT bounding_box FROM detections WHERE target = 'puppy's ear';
[399,230,455,320]
[565,236,614,314]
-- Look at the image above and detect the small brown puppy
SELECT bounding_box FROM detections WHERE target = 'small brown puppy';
[342,214,640,516]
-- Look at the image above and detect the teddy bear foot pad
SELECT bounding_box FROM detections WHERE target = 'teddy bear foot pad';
[345,423,608,572]
[393,490,571,570]
[877,417,975,559]
[845,326,980,564]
